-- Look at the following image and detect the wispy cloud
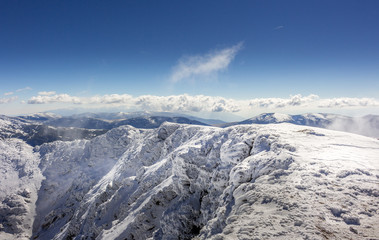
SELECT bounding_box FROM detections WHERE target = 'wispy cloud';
[26,93,379,114]
[170,42,243,83]
[16,86,32,92]
[0,96,18,104]
[38,91,56,96]
[4,92,14,96]
[274,25,284,30]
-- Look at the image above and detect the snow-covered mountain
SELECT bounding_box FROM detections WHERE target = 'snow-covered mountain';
[46,111,225,126]
[0,115,106,146]
[1,121,378,239]
[44,116,208,130]
[18,113,61,122]
[223,113,379,138]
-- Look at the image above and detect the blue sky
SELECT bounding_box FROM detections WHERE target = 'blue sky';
[1,0,379,118]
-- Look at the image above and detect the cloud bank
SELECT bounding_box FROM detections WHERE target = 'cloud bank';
[26,93,379,114]
[170,42,243,83]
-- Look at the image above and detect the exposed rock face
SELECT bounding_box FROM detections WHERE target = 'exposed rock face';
[0,122,378,239]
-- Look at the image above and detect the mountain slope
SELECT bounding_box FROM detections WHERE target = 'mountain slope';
[0,139,43,240]
[1,123,378,239]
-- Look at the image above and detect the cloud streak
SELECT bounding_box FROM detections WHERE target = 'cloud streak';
[170,42,243,83]
[274,25,284,30]
[25,93,379,114]
[16,86,32,92]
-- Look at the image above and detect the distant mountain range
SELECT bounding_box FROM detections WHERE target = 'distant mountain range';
[18,113,210,129]
[1,113,211,146]
[9,112,379,145]
[44,116,208,130]
[25,111,226,125]
[0,115,107,146]
[221,113,379,138]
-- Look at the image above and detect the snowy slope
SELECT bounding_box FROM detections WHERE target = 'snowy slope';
[1,122,379,239]
[0,139,43,240]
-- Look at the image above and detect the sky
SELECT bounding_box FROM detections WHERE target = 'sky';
[1,0,379,120]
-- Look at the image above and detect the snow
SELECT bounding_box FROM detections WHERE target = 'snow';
[272,113,292,122]
[1,121,379,239]
[0,139,43,240]
[200,125,379,239]
[23,112,61,119]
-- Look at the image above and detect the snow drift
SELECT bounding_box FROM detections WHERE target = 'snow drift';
[1,122,378,239]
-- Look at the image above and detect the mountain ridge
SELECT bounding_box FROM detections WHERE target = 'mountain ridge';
[1,122,378,239]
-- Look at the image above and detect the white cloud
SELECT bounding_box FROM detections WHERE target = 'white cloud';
[89,94,133,104]
[274,25,284,30]
[28,93,133,105]
[16,86,32,92]
[0,96,18,104]
[38,91,56,96]
[248,94,320,108]
[28,94,82,104]
[170,42,243,83]
[4,92,14,96]
[133,94,241,113]
[318,97,379,108]
[26,93,379,115]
